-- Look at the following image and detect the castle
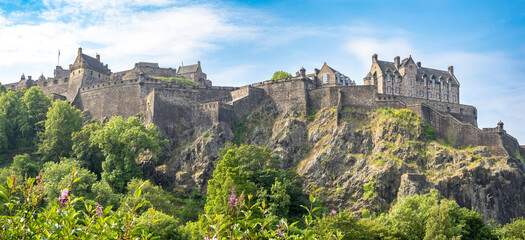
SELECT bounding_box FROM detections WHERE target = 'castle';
[4,49,524,157]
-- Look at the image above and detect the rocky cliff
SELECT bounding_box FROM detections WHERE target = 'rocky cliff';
[155,100,525,224]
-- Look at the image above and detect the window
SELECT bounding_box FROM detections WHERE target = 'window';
[424,77,427,86]
[387,86,391,93]
[64,78,68,82]
[409,66,413,71]
[395,75,398,82]
[444,94,448,100]
[453,95,457,102]
[90,71,93,76]
[420,91,424,97]
[432,79,435,88]
[395,87,400,93]
[98,73,101,78]
[448,81,451,90]
[440,81,443,89]
[387,74,391,82]
[428,92,432,98]
[53,79,58,85]
[43,82,47,87]
[437,93,440,99]
[323,73,329,84]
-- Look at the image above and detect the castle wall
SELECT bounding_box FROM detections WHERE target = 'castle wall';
[75,80,143,121]
[230,86,266,121]
[376,93,477,126]
[252,78,309,113]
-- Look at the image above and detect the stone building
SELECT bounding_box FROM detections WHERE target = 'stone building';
[3,48,522,157]
[317,62,355,86]
[363,54,460,104]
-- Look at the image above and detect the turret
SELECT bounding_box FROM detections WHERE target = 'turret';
[300,67,306,78]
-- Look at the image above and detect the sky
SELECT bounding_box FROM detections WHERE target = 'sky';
[0,0,524,143]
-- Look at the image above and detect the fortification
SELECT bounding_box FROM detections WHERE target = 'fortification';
[4,49,522,157]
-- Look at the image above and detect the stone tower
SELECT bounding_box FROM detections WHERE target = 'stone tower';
[67,48,111,102]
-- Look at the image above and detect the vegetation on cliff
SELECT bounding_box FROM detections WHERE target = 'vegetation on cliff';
[0,86,524,239]
[150,76,198,86]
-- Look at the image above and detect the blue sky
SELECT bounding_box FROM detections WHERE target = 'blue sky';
[1,0,524,143]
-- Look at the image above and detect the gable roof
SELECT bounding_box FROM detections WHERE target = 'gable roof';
[374,57,458,85]
[178,64,199,74]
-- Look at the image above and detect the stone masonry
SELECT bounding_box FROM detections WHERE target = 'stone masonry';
[4,49,523,156]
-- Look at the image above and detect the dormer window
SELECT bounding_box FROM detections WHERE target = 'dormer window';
[432,78,435,88]
[387,74,391,82]
[395,75,398,82]
[440,81,443,89]
[448,81,451,91]
[424,77,427,87]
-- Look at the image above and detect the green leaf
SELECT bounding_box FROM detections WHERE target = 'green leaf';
[0,191,7,202]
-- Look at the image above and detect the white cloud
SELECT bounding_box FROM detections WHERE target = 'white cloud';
[0,1,256,83]
[210,64,257,86]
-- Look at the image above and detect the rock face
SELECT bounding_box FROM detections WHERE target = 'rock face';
[160,101,525,224]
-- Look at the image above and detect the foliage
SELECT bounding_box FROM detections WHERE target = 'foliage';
[41,158,97,203]
[92,116,166,193]
[270,70,293,81]
[38,100,83,163]
[121,179,181,216]
[72,121,104,177]
[0,90,31,151]
[232,117,246,145]
[496,217,525,239]
[22,86,51,145]
[0,169,155,239]
[150,76,198,86]
[11,154,40,178]
[424,123,436,141]
[137,208,185,240]
[362,178,375,200]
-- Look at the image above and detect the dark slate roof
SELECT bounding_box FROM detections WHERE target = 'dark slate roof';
[178,64,199,74]
[417,67,455,83]
[377,60,396,72]
[81,54,110,74]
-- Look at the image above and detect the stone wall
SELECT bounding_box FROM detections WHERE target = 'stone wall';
[252,78,310,113]
[75,80,143,122]
[230,86,266,121]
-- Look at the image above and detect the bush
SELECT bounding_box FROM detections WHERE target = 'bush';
[270,71,292,80]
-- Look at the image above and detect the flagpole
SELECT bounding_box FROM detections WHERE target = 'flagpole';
[58,50,60,66]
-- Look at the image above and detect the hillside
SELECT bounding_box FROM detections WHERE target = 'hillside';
[160,99,525,224]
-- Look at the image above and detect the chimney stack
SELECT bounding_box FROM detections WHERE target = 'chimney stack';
[448,65,454,75]
[417,62,421,68]
[372,53,378,62]
[394,56,400,69]
[78,47,82,56]
[96,54,100,61]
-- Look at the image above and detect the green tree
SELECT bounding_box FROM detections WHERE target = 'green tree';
[497,218,525,239]
[12,154,40,178]
[41,158,97,203]
[38,100,82,162]
[92,116,165,193]
[0,90,31,150]
[22,86,51,144]
[121,179,180,216]
[72,121,104,177]
[270,71,292,80]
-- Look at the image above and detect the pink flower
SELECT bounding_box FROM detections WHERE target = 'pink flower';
[276,228,285,238]
[204,238,217,240]
[96,203,103,216]
[228,188,238,209]
[58,188,69,209]
[330,209,337,216]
